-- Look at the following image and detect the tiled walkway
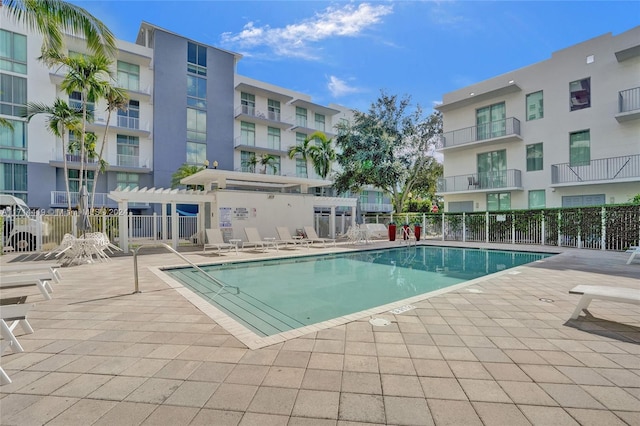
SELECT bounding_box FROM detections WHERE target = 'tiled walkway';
[1,241,639,425]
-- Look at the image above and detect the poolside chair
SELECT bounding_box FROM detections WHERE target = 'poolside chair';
[303,226,336,247]
[204,228,235,255]
[626,246,640,264]
[1,263,62,283]
[243,227,278,251]
[0,300,36,384]
[276,226,309,249]
[0,272,54,300]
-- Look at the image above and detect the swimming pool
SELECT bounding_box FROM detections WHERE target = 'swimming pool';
[164,246,552,340]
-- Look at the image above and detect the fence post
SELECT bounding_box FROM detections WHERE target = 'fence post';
[35,211,42,252]
[128,212,133,246]
[557,211,562,247]
[101,210,106,234]
[422,213,426,231]
[511,212,515,244]
[462,212,466,242]
[441,212,445,241]
[485,212,489,243]
[541,212,545,246]
[153,212,158,241]
[600,206,606,250]
[376,214,379,224]
[72,211,78,237]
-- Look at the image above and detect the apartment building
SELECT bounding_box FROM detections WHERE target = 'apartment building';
[436,26,640,212]
[1,15,390,213]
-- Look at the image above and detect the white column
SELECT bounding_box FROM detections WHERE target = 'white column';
[162,203,168,241]
[351,206,357,228]
[330,206,336,238]
[119,201,128,253]
[171,202,178,250]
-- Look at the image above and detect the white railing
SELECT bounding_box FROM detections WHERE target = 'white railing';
[117,154,141,168]
[50,191,115,207]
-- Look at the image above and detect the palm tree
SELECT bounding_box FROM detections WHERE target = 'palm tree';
[288,131,336,179]
[171,163,205,190]
[0,118,14,130]
[258,153,278,174]
[24,98,82,211]
[3,0,116,57]
[242,154,258,173]
[47,51,113,194]
[91,85,128,209]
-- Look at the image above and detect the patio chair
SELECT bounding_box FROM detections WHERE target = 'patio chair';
[204,228,235,255]
[0,299,36,384]
[569,285,640,320]
[1,263,62,283]
[44,233,75,259]
[0,272,54,300]
[303,226,336,247]
[276,226,309,249]
[626,246,640,264]
[243,227,278,251]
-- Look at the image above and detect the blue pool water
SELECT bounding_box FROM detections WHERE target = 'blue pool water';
[166,246,552,337]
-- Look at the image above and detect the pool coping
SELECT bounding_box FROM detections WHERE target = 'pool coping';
[150,245,558,349]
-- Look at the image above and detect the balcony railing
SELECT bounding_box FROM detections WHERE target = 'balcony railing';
[442,117,521,149]
[360,203,393,212]
[551,154,640,185]
[51,191,114,207]
[52,151,99,164]
[117,154,143,168]
[235,105,290,124]
[438,169,522,193]
[117,116,139,129]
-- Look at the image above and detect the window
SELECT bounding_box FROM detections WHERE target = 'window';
[570,78,590,111]
[0,30,27,74]
[266,156,280,176]
[68,169,94,193]
[296,132,306,147]
[186,142,206,165]
[359,191,369,205]
[241,151,254,172]
[267,127,280,150]
[267,99,280,121]
[187,42,206,75]
[240,122,255,146]
[296,107,307,127]
[117,100,139,129]
[487,193,511,211]
[296,158,307,177]
[116,172,139,190]
[116,135,139,167]
[187,75,206,108]
[240,92,255,115]
[375,192,383,204]
[0,120,26,161]
[0,74,26,117]
[562,194,605,208]
[476,102,505,140]
[68,91,94,116]
[0,162,27,200]
[315,113,326,131]
[187,108,206,142]
[570,130,590,166]
[67,131,96,163]
[477,149,506,188]
[117,61,139,91]
[448,201,474,213]
[526,91,543,120]
[528,190,546,209]
[526,143,543,171]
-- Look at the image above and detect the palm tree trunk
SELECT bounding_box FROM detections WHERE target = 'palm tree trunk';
[91,109,112,210]
[79,90,88,202]
[62,133,72,212]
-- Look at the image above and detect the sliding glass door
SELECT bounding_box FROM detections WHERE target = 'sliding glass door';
[478,149,507,188]
[476,103,506,140]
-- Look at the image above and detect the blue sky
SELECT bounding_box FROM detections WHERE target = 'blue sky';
[71,1,638,112]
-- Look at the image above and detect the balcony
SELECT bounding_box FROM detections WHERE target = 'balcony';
[615,87,640,122]
[233,137,287,156]
[50,191,149,208]
[49,150,99,169]
[234,105,293,129]
[551,154,640,186]
[440,117,522,151]
[89,115,151,138]
[360,203,393,213]
[437,169,523,194]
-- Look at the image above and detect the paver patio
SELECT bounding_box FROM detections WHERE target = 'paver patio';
[1,241,639,425]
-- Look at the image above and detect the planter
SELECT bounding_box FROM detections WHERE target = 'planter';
[402,225,410,240]
[414,225,421,241]
[388,224,396,241]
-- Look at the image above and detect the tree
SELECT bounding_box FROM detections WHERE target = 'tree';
[3,0,116,57]
[243,153,278,174]
[24,98,82,211]
[91,85,128,209]
[171,163,205,190]
[333,91,443,213]
[0,118,14,130]
[287,131,336,179]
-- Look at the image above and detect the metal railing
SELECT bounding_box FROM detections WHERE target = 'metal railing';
[551,154,640,184]
[117,154,141,168]
[437,169,522,193]
[235,105,290,124]
[117,115,139,129]
[442,117,521,148]
[360,203,393,212]
[51,191,115,207]
[132,242,238,296]
[619,87,640,114]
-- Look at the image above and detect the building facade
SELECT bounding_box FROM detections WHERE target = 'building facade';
[1,15,391,214]
[436,26,640,212]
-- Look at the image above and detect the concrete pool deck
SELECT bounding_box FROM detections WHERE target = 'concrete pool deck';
[1,240,639,425]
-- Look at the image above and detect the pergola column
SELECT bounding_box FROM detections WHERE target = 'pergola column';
[118,201,129,253]
[330,206,336,239]
[171,201,178,250]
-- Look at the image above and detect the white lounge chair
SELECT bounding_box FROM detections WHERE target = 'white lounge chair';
[569,285,640,320]
[364,223,388,240]
[626,246,640,264]
[276,227,308,249]
[304,226,336,247]
[1,301,36,384]
[204,228,235,254]
[0,272,54,300]
[243,227,278,251]
[1,263,62,283]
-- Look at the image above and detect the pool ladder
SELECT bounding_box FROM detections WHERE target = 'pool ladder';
[132,242,239,298]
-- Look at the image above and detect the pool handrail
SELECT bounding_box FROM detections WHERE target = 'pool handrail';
[132,242,239,297]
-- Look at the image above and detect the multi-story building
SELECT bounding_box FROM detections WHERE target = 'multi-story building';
[436,26,640,212]
[1,15,391,213]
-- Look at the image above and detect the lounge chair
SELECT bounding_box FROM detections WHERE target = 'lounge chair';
[243,227,278,251]
[1,301,36,384]
[304,226,336,247]
[276,226,309,249]
[1,263,62,283]
[626,246,640,264]
[204,228,235,255]
[0,272,54,300]
[569,285,640,320]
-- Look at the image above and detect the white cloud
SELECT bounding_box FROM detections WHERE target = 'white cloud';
[220,3,393,59]
[327,75,361,97]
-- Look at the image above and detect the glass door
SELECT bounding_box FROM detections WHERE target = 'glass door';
[476,103,506,140]
[477,149,507,189]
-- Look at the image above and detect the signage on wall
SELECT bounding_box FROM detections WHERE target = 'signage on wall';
[219,207,232,228]
[233,207,249,220]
